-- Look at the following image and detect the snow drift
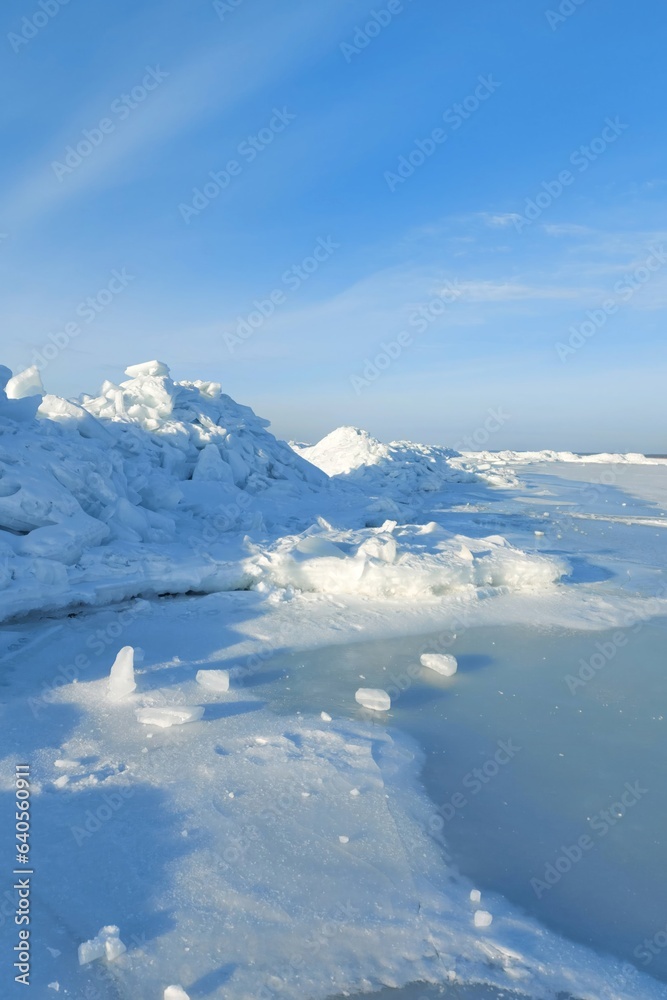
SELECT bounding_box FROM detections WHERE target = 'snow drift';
[0,362,567,622]
[0,361,325,620]
[250,518,568,598]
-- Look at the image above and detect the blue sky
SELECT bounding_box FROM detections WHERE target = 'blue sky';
[1,0,666,451]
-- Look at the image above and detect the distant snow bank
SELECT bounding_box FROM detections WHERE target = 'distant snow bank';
[293,425,509,489]
[0,363,576,622]
[296,427,659,492]
[461,448,661,467]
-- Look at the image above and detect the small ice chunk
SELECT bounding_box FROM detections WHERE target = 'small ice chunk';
[350,788,360,797]
[164,987,190,1000]
[78,937,105,966]
[338,835,349,844]
[124,360,170,378]
[320,711,332,722]
[54,775,69,788]
[48,984,60,992]
[136,705,204,728]
[196,669,230,693]
[474,910,493,928]
[420,653,458,677]
[469,889,481,903]
[108,646,136,700]
[78,926,126,965]
[355,688,391,712]
[5,365,44,399]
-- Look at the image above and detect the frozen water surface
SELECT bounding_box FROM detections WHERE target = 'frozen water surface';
[254,617,667,991]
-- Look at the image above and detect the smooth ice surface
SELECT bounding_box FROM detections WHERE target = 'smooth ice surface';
[108,645,136,699]
[420,652,458,676]
[355,687,391,711]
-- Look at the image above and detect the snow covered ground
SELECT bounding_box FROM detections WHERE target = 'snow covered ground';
[1,362,666,999]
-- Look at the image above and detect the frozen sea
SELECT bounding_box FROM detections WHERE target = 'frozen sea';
[1,451,666,1000]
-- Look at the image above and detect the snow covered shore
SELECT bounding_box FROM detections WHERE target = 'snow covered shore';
[0,362,568,624]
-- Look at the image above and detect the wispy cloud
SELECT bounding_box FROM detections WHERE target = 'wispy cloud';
[0,0,370,230]
[453,280,588,302]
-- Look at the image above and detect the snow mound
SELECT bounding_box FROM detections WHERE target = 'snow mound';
[0,362,326,623]
[294,426,395,476]
[294,426,477,494]
[249,519,568,598]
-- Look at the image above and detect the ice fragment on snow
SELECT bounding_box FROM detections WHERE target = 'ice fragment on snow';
[78,926,126,965]
[124,360,170,378]
[338,835,349,844]
[195,669,230,693]
[320,711,332,721]
[474,910,493,928]
[164,987,190,1000]
[470,889,481,903]
[108,646,136,700]
[420,653,458,677]
[5,365,44,399]
[136,705,204,728]
[355,688,391,711]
